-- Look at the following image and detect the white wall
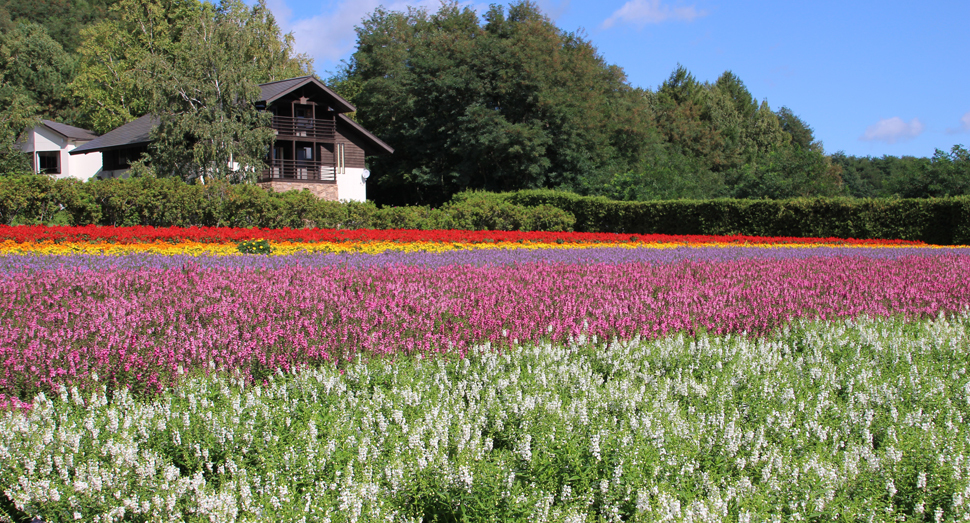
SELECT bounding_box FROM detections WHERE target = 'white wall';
[66,149,103,181]
[337,167,367,202]
[22,126,103,181]
[29,125,63,151]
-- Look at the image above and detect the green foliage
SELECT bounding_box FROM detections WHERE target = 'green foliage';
[0,176,576,232]
[71,0,200,134]
[603,143,727,201]
[141,0,309,183]
[236,238,272,254]
[452,188,970,244]
[832,147,970,199]
[1,0,964,204]
[0,82,38,176]
[6,178,970,243]
[344,1,643,205]
[0,175,99,225]
[775,106,818,151]
[920,145,970,197]
[0,0,120,53]
[440,198,575,231]
[0,22,76,120]
[342,6,868,204]
[0,22,72,176]
[727,146,843,199]
[71,0,311,177]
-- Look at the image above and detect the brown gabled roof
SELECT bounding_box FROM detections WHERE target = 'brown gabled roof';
[338,114,394,155]
[42,120,98,141]
[71,77,389,156]
[258,76,356,113]
[70,115,158,155]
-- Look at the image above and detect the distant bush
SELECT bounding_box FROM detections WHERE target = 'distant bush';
[453,189,970,245]
[5,176,970,243]
[0,175,100,225]
[0,176,575,232]
[237,238,273,254]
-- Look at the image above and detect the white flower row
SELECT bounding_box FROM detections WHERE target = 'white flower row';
[3,313,970,522]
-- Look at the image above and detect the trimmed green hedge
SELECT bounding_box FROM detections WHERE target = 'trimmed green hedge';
[0,176,575,232]
[3,177,970,243]
[453,189,970,245]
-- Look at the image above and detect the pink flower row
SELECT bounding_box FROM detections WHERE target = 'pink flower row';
[3,255,970,403]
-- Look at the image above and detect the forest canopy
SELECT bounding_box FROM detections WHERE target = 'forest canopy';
[0,0,965,201]
[331,1,967,205]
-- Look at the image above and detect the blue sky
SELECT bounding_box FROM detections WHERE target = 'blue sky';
[264,0,969,159]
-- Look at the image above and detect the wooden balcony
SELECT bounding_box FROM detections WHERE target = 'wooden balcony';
[261,160,335,182]
[271,116,335,140]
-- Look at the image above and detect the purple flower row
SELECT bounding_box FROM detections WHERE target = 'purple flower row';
[1,246,969,274]
[3,252,970,403]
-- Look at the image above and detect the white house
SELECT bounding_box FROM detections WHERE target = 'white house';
[19,120,102,180]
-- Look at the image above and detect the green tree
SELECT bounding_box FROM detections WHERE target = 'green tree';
[0,22,76,120]
[73,0,309,135]
[654,66,730,173]
[830,151,874,197]
[0,81,39,175]
[0,0,120,53]
[832,153,937,198]
[344,1,641,205]
[714,71,757,121]
[146,0,310,183]
[775,106,817,151]
[605,142,726,201]
[729,146,842,199]
[72,0,200,134]
[912,145,970,197]
[748,100,790,155]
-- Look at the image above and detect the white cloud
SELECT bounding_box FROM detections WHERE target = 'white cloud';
[537,0,571,20]
[601,0,706,29]
[269,0,440,72]
[947,111,970,134]
[859,117,925,144]
[267,0,575,74]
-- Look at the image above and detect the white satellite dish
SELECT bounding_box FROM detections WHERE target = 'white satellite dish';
[362,169,371,181]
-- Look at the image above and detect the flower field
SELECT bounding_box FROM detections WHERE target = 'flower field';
[0,224,926,256]
[3,226,970,522]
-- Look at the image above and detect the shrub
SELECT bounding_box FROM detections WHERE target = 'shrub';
[454,189,970,244]
[3,177,970,242]
[236,238,273,254]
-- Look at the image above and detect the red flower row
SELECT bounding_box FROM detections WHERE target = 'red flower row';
[0,225,925,246]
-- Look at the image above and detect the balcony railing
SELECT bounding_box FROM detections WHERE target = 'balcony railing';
[261,160,335,182]
[271,116,336,140]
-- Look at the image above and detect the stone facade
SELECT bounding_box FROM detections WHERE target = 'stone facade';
[258,181,338,201]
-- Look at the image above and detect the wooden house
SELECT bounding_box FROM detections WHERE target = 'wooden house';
[70,76,393,202]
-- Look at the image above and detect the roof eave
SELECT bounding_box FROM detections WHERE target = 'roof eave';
[41,120,98,142]
[40,121,69,140]
[260,76,357,114]
[337,114,394,155]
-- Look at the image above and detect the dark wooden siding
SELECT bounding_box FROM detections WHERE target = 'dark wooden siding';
[334,122,367,169]
[319,143,335,165]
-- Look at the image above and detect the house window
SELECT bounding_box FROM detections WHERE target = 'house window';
[37,152,59,174]
[103,146,148,171]
[336,143,345,174]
